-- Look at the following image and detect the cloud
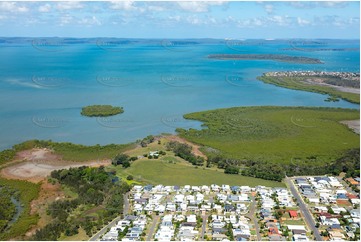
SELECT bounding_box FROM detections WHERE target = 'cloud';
[264,4,274,14]
[78,16,101,26]
[267,15,291,26]
[56,2,83,11]
[59,14,74,26]
[297,17,310,26]
[319,1,348,8]
[289,1,348,9]
[38,4,51,13]
[0,2,29,13]
[176,1,225,13]
[109,1,137,11]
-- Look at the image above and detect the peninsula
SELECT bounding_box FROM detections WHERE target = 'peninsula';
[257,71,360,103]
[208,54,323,64]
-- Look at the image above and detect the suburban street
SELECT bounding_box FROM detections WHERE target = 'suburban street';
[285,177,322,241]
[146,215,160,241]
[89,216,121,241]
[200,212,207,239]
[89,193,130,241]
[246,195,261,241]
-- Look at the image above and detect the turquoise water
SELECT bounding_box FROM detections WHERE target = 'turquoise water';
[0,39,359,150]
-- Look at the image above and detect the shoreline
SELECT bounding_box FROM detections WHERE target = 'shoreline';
[258,71,360,104]
[208,54,323,64]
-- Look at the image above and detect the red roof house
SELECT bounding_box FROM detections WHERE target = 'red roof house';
[289,210,298,218]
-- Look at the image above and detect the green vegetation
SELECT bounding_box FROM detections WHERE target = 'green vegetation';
[166,141,204,166]
[0,178,40,240]
[140,135,155,147]
[32,166,130,240]
[111,155,284,187]
[81,105,124,117]
[177,106,359,181]
[0,187,16,234]
[0,149,16,166]
[257,75,360,104]
[112,154,132,168]
[9,139,134,162]
[329,148,360,177]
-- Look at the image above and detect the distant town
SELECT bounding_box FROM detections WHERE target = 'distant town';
[264,71,360,81]
[97,175,360,241]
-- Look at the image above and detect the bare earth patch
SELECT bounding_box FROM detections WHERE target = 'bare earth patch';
[162,135,207,159]
[25,181,65,238]
[302,79,360,94]
[1,148,110,183]
[341,120,360,134]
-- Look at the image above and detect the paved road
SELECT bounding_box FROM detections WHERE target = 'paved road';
[286,177,322,241]
[246,195,261,241]
[123,192,130,216]
[146,215,160,241]
[200,212,207,239]
[89,216,120,241]
[89,192,130,241]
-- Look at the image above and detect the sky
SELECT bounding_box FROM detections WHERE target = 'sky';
[0,1,359,39]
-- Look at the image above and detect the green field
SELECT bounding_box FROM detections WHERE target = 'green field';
[179,106,359,165]
[257,75,360,104]
[110,155,285,187]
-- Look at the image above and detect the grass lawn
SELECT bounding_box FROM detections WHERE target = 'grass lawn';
[179,106,359,164]
[59,227,89,241]
[283,219,306,226]
[111,156,285,187]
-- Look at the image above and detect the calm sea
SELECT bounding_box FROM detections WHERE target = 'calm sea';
[0,39,359,150]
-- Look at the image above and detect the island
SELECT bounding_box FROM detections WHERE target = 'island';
[207,54,323,64]
[257,71,360,104]
[81,105,124,117]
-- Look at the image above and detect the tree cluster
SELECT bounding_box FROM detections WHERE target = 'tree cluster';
[32,166,130,240]
[166,141,204,166]
[140,135,155,147]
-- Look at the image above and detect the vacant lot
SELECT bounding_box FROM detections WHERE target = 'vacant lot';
[111,156,285,187]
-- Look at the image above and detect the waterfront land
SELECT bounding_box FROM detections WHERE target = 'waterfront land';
[208,54,323,64]
[257,71,360,104]
[0,134,284,240]
[0,106,359,240]
[81,105,124,117]
[178,106,359,180]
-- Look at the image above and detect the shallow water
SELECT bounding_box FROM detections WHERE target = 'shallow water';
[0,39,359,150]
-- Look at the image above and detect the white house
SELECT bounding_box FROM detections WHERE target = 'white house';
[187,214,197,223]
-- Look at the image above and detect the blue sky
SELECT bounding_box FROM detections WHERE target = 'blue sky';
[0,1,359,39]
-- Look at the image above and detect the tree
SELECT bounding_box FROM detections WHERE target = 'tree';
[126,175,133,180]
[122,160,130,168]
[112,154,130,166]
